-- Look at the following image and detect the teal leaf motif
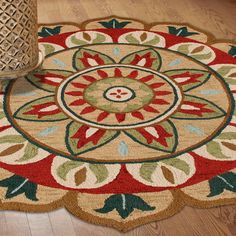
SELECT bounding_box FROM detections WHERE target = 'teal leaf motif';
[113,47,120,56]
[0,175,38,201]
[168,26,199,37]
[208,172,236,197]
[199,89,222,95]
[98,19,131,29]
[37,126,58,137]
[95,194,155,219]
[184,124,204,136]
[118,141,128,157]
[168,58,181,67]
[38,26,62,37]
[228,45,236,58]
[52,58,66,68]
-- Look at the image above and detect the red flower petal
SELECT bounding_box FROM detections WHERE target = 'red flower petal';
[143,105,159,113]
[97,69,108,79]
[80,52,105,67]
[34,72,66,87]
[65,91,83,96]
[23,102,61,119]
[131,111,144,120]
[0,125,12,132]
[150,83,165,89]
[152,99,169,105]
[82,75,97,82]
[155,91,172,96]
[115,113,126,123]
[71,82,87,89]
[114,68,122,77]
[139,75,154,82]
[72,125,106,148]
[80,106,96,115]
[136,125,173,146]
[130,53,156,68]
[170,72,203,86]
[178,101,214,117]
[70,99,86,106]
[97,111,110,122]
[127,70,138,79]
[229,122,236,127]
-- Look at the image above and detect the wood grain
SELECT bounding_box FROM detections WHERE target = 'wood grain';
[1,0,236,235]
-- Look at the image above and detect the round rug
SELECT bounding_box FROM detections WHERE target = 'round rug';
[0,17,236,231]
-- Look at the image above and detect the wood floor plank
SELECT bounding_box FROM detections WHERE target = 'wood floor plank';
[27,213,54,236]
[48,209,76,236]
[4,212,31,236]
[0,212,8,236]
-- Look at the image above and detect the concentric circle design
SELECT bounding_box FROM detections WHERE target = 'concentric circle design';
[5,43,232,163]
[103,86,136,103]
[57,64,182,129]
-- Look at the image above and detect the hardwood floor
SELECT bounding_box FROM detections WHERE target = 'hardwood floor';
[1,0,236,235]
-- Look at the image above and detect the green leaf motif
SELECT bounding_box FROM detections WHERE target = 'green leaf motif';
[89,164,109,183]
[70,33,106,46]
[124,34,140,44]
[217,132,236,140]
[98,19,131,29]
[0,135,25,144]
[177,44,190,54]
[192,52,212,61]
[208,172,236,197]
[168,26,199,37]
[0,175,38,201]
[56,161,83,181]
[139,158,190,183]
[42,44,57,55]
[125,34,161,46]
[120,48,162,71]
[163,69,210,92]
[161,158,190,175]
[16,143,38,162]
[92,34,106,44]
[228,45,236,58]
[175,44,213,62]
[38,26,62,37]
[140,163,157,182]
[213,65,236,85]
[66,122,120,155]
[206,141,230,159]
[72,48,116,71]
[0,111,5,120]
[95,194,155,219]
[14,96,68,122]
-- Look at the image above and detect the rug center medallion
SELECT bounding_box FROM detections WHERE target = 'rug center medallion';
[57,65,182,129]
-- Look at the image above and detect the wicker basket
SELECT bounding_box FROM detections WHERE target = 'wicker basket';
[0,0,42,79]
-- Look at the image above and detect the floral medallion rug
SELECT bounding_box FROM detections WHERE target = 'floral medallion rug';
[0,16,236,232]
